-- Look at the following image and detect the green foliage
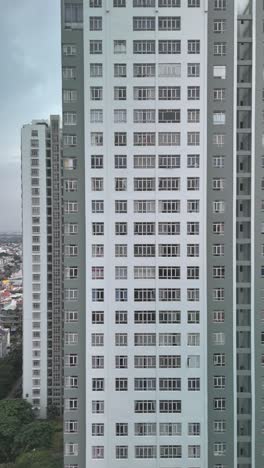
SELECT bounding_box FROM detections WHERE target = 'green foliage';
[0,400,34,463]
[0,344,22,400]
[0,400,63,465]
[14,450,63,468]
[14,421,55,454]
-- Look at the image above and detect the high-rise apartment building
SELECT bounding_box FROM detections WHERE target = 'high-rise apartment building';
[22,116,64,418]
[62,1,263,467]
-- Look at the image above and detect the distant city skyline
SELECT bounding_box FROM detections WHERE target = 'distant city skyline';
[0,1,61,231]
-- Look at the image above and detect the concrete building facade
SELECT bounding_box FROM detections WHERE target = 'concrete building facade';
[22,116,64,417]
[61,1,263,467]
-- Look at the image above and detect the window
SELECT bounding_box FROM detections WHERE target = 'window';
[133,40,155,54]
[214,42,226,56]
[213,65,226,80]
[159,244,180,257]
[214,0,226,9]
[188,40,200,54]
[159,200,180,213]
[90,16,102,30]
[63,44,77,56]
[187,222,200,235]
[159,267,180,279]
[134,244,155,257]
[63,90,77,102]
[134,355,156,368]
[134,132,155,146]
[90,63,103,77]
[115,333,128,346]
[159,154,180,168]
[64,112,77,125]
[92,289,104,302]
[115,244,127,257]
[90,40,102,54]
[212,178,225,191]
[159,40,181,54]
[188,377,200,391]
[91,178,103,191]
[134,87,155,100]
[159,378,181,391]
[133,0,155,5]
[114,63,126,77]
[159,177,180,191]
[65,244,79,257]
[188,310,200,323]
[115,356,128,369]
[114,0,126,5]
[115,288,128,301]
[115,155,127,169]
[115,378,128,391]
[160,445,182,458]
[213,222,224,234]
[134,333,156,346]
[116,446,128,459]
[135,377,156,390]
[115,311,128,324]
[159,132,180,146]
[214,88,225,101]
[213,155,225,167]
[213,19,226,33]
[92,356,104,368]
[188,422,200,435]
[92,244,104,257]
[91,155,103,169]
[133,17,155,31]
[213,134,225,147]
[64,4,83,26]
[115,132,127,146]
[92,400,104,413]
[135,446,157,458]
[115,266,127,279]
[90,109,103,123]
[212,244,224,256]
[114,40,126,54]
[115,222,127,235]
[159,288,181,301]
[134,289,156,301]
[158,222,180,235]
[92,423,104,436]
[65,443,79,456]
[188,132,200,146]
[158,17,181,31]
[159,86,180,100]
[158,63,181,77]
[134,200,156,213]
[159,109,180,123]
[135,400,156,413]
[188,0,200,6]
[134,109,155,123]
[114,87,126,100]
[187,63,200,77]
[159,355,181,368]
[159,400,181,413]
[134,423,156,436]
[187,333,200,346]
[213,111,226,125]
[115,177,127,191]
[158,0,180,5]
[92,446,104,459]
[134,178,155,191]
[90,0,102,6]
[90,87,103,100]
[188,86,200,100]
[188,109,200,123]
[213,288,225,301]
[213,353,226,366]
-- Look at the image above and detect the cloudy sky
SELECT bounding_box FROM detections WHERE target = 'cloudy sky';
[0,1,61,232]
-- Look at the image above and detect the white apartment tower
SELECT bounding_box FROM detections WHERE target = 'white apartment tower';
[22,116,63,417]
[62,1,264,468]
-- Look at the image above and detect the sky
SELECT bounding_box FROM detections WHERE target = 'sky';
[0,1,61,232]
